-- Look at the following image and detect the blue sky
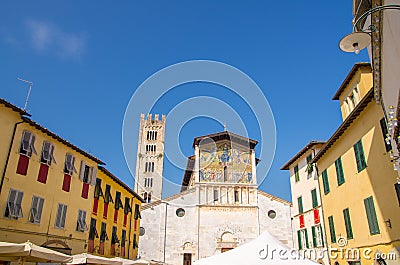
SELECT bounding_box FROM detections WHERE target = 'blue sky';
[0,1,369,201]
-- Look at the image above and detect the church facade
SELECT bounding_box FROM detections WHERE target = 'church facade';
[138,130,293,265]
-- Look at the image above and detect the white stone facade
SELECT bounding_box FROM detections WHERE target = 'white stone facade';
[138,131,293,265]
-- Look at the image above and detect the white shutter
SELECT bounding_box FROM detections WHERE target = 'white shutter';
[36,197,44,223]
[79,161,86,181]
[55,204,62,227]
[21,131,30,152]
[50,144,56,164]
[71,155,78,173]
[16,191,23,218]
[60,205,67,228]
[90,167,97,186]
[30,134,37,155]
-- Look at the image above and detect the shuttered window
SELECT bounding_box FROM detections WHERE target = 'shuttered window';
[76,210,87,232]
[354,140,367,172]
[134,204,141,220]
[89,218,98,240]
[364,196,380,235]
[19,130,37,157]
[322,170,330,194]
[343,208,354,239]
[115,191,124,210]
[64,153,77,175]
[380,118,392,152]
[298,229,309,249]
[100,222,108,242]
[5,189,24,219]
[294,165,300,182]
[335,157,345,186]
[297,196,303,214]
[121,230,126,247]
[311,189,318,208]
[55,203,67,228]
[124,197,132,215]
[111,226,119,244]
[328,216,336,243]
[28,196,44,223]
[312,225,324,248]
[40,141,56,166]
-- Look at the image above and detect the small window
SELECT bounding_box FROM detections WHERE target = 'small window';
[311,189,318,208]
[89,218,98,240]
[294,165,300,182]
[5,189,24,219]
[335,157,345,186]
[100,222,108,242]
[343,208,353,239]
[267,210,276,219]
[115,191,124,210]
[134,204,141,220]
[28,196,44,224]
[306,154,313,164]
[64,153,77,175]
[213,190,218,202]
[40,141,56,165]
[311,225,324,248]
[354,139,367,172]
[111,226,119,244]
[76,210,87,232]
[234,190,240,203]
[328,216,336,243]
[121,229,127,247]
[19,130,37,157]
[55,203,68,229]
[364,196,380,235]
[94,179,104,199]
[297,196,303,214]
[104,185,113,204]
[124,197,132,214]
[176,208,185,217]
[322,170,330,194]
[79,161,96,185]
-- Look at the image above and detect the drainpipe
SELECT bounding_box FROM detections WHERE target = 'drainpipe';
[0,121,23,195]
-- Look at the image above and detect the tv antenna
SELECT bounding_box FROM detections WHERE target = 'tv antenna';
[17,77,33,111]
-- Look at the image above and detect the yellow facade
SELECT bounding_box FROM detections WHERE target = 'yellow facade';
[0,98,104,255]
[88,167,144,260]
[314,64,400,264]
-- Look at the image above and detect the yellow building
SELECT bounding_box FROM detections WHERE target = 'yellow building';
[88,166,144,260]
[312,63,400,264]
[0,98,105,255]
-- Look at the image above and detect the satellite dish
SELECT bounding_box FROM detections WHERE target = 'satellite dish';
[339,32,371,54]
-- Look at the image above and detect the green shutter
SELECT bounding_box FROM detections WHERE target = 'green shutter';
[380,118,392,152]
[354,140,367,172]
[311,189,318,208]
[294,165,300,182]
[306,154,313,163]
[343,208,354,239]
[322,170,330,194]
[304,229,309,248]
[335,157,345,186]
[328,216,336,243]
[298,196,303,214]
[364,196,380,235]
[312,226,317,247]
[297,230,302,250]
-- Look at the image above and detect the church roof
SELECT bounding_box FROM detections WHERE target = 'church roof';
[181,155,195,192]
[192,131,258,149]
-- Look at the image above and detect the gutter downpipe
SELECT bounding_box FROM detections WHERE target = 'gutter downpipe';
[0,121,23,195]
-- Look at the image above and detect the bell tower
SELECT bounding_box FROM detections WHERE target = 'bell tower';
[135,113,166,203]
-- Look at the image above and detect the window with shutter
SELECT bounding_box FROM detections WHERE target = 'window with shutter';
[5,189,24,219]
[297,196,303,214]
[100,222,108,242]
[121,230,126,247]
[124,197,132,215]
[133,234,138,249]
[94,178,104,199]
[395,183,400,205]
[77,210,87,232]
[28,196,44,223]
[40,141,56,166]
[294,165,300,182]
[111,226,119,244]
[134,204,141,220]
[380,118,392,152]
[297,230,302,250]
[343,208,354,239]
[364,196,380,235]
[104,185,113,204]
[89,218,98,240]
[16,154,30,175]
[19,130,37,157]
[354,140,367,172]
[311,189,318,208]
[62,174,72,192]
[55,203,67,228]
[328,216,336,243]
[322,170,330,194]
[64,153,77,175]
[335,157,345,186]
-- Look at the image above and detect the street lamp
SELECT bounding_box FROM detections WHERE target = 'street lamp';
[338,4,400,54]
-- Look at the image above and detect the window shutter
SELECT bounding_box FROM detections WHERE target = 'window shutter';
[322,170,330,194]
[343,208,353,239]
[90,167,97,186]
[37,197,44,222]
[50,144,56,164]
[55,204,62,227]
[304,229,309,248]
[79,161,86,181]
[61,205,67,228]
[30,134,37,155]
[364,196,380,235]
[16,191,23,217]
[311,189,318,208]
[312,226,317,248]
[328,216,336,243]
[297,230,302,250]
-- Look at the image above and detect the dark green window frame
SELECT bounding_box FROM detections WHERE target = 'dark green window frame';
[311,188,318,208]
[294,165,300,182]
[364,196,380,235]
[354,140,367,172]
[335,157,345,186]
[297,196,303,214]
[306,154,313,164]
[343,208,354,239]
[328,216,336,243]
[322,170,330,194]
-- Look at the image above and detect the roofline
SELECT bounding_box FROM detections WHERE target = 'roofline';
[258,190,292,206]
[98,166,145,203]
[0,98,31,117]
[22,117,105,165]
[332,62,371,100]
[192,131,258,149]
[312,87,374,164]
[280,141,326,170]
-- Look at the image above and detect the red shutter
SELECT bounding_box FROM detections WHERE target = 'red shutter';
[81,183,89,199]
[88,240,94,253]
[123,214,127,227]
[114,209,118,223]
[299,214,305,228]
[37,163,49,183]
[111,244,116,256]
[134,219,137,231]
[103,203,109,219]
[120,247,125,257]
[93,198,99,214]
[16,155,30,175]
[62,174,71,192]
[99,242,104,255]
[314,209,320,224]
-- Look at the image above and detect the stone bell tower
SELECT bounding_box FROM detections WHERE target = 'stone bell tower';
[134,113,166,203]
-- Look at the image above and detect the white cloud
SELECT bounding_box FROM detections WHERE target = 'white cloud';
[25,19,86,59]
